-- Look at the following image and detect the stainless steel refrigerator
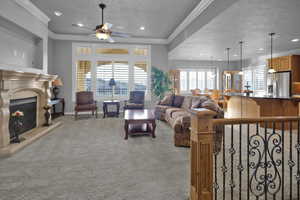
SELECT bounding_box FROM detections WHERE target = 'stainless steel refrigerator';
[267,72,291,97]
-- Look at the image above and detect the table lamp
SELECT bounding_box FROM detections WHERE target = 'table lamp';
[52,78,63,99]
[109,78,116,100]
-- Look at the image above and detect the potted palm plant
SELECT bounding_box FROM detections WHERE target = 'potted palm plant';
[151,67,172,99]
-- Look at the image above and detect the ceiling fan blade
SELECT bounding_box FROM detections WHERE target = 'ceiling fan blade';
[103,23,113,30]
[111,31,130,38]
[107,36,115,43]
[72,24,94,31]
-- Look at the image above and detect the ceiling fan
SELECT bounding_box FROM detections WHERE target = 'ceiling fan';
[72,3,130,43]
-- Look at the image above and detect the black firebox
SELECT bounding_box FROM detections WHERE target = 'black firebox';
[9,97,37,141]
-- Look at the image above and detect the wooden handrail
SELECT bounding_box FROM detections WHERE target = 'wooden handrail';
[212,116,300,125]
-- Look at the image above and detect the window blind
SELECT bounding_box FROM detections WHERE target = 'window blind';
[134,62,147,91]
[254,65,266,91]
[76,61,91,92]
[114,62,129,96]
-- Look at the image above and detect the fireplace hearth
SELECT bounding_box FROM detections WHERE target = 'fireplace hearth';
[9,97,37,142]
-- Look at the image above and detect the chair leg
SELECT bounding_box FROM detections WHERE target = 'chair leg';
[75,111,78,120]
[95,108,98,118]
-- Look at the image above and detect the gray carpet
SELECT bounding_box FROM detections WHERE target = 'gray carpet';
[0,116,189,200]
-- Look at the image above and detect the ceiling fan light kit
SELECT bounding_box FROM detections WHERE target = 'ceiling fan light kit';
[72,3,130,42]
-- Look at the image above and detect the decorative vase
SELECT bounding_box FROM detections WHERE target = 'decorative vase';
[11,111,24,143]
[43,105,52,126]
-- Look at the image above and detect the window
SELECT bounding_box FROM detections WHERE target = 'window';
[242,65,267,91]
[76,47,92,56]
[96,61,113,96]
[96,61,129,97]
[134,48,148,56]
[254,65,267,91]
[76,61,91,92]
[180,71,188,91]
[197,72,205,90]
[180,68,217,92]
[73,43,151,100]
[134,62,148,91]
[96,48,129,54]
[189,72,197,90]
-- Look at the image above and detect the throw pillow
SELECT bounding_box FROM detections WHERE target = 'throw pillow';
[201,99,224,118]
[160,94,174,106]
[191,96,209,108]
[172,95,185,108]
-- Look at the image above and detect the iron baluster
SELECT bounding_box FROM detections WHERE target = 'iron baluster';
[230,124,235,200]
[282,122,284,200]
[247,123,250,200]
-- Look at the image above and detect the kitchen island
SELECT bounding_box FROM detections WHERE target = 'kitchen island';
[224,93,300,129]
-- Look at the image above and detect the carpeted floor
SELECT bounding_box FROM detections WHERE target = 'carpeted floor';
[0,116,189,200]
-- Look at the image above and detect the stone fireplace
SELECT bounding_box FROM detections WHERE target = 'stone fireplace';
[0,69,57,155]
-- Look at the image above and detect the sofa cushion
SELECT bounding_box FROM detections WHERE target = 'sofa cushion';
[171,110,190,119]
[155,105,172,113]
[165,108,185,118]
[181,96,193,110]
[172,114,191,130]
[160,94,174,106]
[172,95,185,108]
[191,96,210,108]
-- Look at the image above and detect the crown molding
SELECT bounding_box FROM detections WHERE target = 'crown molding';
[14,0,50,25]
[48,30,168,45]
[167,0,215,43]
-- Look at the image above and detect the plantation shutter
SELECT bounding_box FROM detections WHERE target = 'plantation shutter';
[134,62,148,91]
[76,61,91,92]
[254,65,266,91]
[96,61,113,96]
[114,61,129,96]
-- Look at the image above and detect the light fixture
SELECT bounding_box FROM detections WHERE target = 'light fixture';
[96,31,109,40]
[54,11,63,16]
[291,38,300,42]
[140,26,145,30]
[233,54,238,57]
[77,23,84,27]
[258,48,264,51]
[268,33,276,73]
[238,41,244,75]
[218,59,223,61]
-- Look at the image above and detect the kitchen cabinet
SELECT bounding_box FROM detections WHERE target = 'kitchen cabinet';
[267,55,292,72]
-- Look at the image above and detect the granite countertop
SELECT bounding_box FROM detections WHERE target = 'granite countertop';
[223,92,300,100]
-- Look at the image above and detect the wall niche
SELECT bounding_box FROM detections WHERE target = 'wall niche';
[0,15,43,70]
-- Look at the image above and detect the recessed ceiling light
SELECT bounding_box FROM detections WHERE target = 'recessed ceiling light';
[291,38,300,42]
[217,59,223,61]
[140,26,145,30]
[258,48,264,51]
[233,54,238,57]
[77,23,84,27]
[54,11,63,16]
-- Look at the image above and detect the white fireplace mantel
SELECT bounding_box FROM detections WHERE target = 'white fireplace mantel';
[0,69,57,150]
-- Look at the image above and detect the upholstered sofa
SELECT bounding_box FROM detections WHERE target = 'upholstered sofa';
[155,94,224,147]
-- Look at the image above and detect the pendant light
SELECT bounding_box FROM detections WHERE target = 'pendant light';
[238,41,244,75]
[268,33,276,73]
[226,48,230,68]
[226,48,231,89]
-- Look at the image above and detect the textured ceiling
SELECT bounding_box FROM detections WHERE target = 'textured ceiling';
[169,0,300,61]
[31,0,201,38]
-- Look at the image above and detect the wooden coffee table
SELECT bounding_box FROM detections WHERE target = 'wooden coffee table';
[124,109,156,140]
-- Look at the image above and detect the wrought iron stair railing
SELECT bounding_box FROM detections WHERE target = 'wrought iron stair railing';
[190,108,300,200]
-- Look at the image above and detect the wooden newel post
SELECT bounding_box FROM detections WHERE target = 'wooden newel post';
[189,108,217,200]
